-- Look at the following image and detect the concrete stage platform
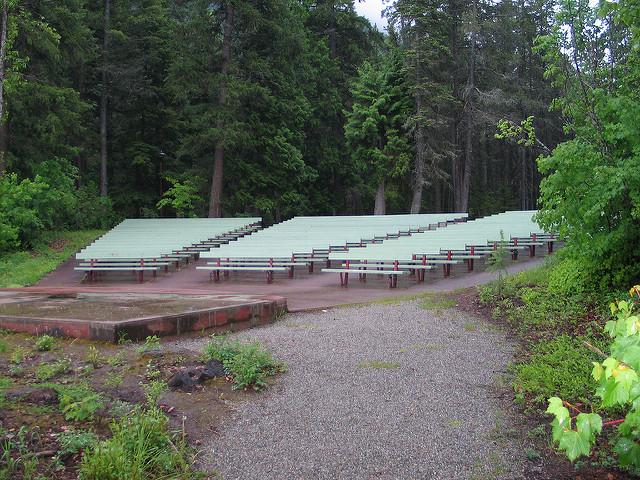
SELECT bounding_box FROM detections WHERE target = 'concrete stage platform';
[0,291,286,342]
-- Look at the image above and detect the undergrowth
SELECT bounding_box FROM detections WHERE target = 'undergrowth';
[202,336,284,390]
[478,258,609,408]
[0,230,104,287]
[477,256,623,468]
[78,405,201,480]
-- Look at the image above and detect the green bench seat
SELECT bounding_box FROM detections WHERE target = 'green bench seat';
[197,265,287,284]
[321,268,406,288]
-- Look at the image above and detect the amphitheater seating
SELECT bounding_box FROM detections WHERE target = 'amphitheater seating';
[75,218,261,282]
[198,213,468,283]
[323,210,554,287]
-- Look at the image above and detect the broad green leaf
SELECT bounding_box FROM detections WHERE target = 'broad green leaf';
[558,430,591,462]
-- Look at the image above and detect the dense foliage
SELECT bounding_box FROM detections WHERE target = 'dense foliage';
[533,0,640,290]
[0,0,565,251]
[547,286,640,468]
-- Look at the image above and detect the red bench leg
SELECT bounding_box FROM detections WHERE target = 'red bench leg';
[138,271,144,283]
[309,262,314,273]
[339,272,349,287]
[289,266,294,278]
[548,241,554,254]
[529,245,536,257]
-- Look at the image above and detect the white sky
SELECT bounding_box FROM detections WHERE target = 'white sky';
[354,0,388,30]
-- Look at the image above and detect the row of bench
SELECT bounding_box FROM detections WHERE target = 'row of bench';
[197,213,469,283]
[320,211,553,287]
[74,218,262,282]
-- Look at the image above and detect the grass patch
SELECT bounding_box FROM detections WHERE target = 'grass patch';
[0,230,104,287]
[463,322,478,332]
[202,336,284,390]
[356,360,400,369]
[35,358,71,381]
[420,293,456,310]
[58,384,104,421]
[78,405,202,479]
[513,335,603,406]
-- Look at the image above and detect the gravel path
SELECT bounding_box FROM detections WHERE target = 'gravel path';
[175,301,526,479]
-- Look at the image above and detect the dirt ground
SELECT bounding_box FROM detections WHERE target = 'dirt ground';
[0,330,255,478]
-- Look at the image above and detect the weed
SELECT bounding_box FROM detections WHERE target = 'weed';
[449,419,462,428]
[36,358,71,381]
[8,365,24,377]
[356,360,400,369]
[79,405,201,479]
[0,377,11,408]
[58,384,104,422]
[136,335,161,354]
[109,400,134,418]
[116,332,131,346]
[84,346,101,368]
[202,335,241,364]
[202,336,284,390]
[527,424,547,439]
[141,380,166,405]
[513,335,598,405]
[106,351,126,368]
[463,322,478,332]
[0,339,7,353]
[420,294,456,310]
[34,335,55,352]
[104,371,124,389]
[22,456,39,479]
[140,361,165,404]
[525,447,541,461]
[10,346,26,365]
[57,429,98,456]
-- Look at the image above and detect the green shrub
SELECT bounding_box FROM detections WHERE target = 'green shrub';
[36,358,71,380]
[10,346,26,365]
[57,429,98,456]
[74,183,118,230]
[514,335,599,405]
[58,384,104,421]
[547,257,592,296]
[34,334,55,351]
[84,346,101,368]
[136,335,161,354]
[202,336,284,390]
[0,339,7,354]
[202,336,242,364]
[79,406,199,480]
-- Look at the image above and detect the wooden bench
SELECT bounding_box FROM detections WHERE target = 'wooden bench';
[196,265,287,283]
[74,266,159,283]
[207,261,308,278]
[322,268,407,288]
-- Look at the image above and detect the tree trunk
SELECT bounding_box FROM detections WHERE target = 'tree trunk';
[456,0,477,213]
[411,118,426,214]
[520,148,527,209]
[374,179,386,215]
[208,2,234,218]
[410,32,425,214]
[99,0,110,197]
[0,0,8,176]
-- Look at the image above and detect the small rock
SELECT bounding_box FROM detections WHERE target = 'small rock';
[201,359,225,380]
[168,372,198,392]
